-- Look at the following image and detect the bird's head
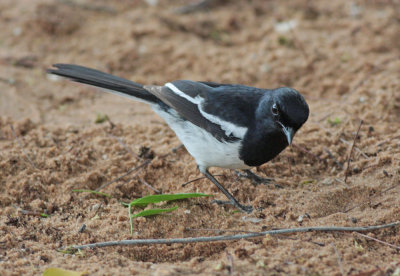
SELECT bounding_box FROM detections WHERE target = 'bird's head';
[256,87,309,145]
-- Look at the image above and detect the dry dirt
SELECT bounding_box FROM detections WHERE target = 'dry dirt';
[1,0,400,275]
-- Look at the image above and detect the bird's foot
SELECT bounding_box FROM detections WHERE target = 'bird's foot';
[236,170,274,185]
[211,200,253,213]
[236,170,283,188]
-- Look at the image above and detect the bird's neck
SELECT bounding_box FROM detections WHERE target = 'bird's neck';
[240,130,288,167]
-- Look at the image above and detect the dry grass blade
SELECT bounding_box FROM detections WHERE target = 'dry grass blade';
[9,124,38,170]
[331,243,345,276]
[344,120,363,183]
[354,232,400,250]
[324,147,344,169]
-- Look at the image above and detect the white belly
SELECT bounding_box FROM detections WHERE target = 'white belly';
[153,107,250,169]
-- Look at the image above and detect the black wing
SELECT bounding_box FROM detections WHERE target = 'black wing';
[146,80,264,142]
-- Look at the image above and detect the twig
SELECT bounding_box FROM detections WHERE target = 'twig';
[334,177,347,185]
[226,250,234,276]
[138,178,160,194]
[331,243,345,276]
[95,160,150,191]
[107,134,138,159]
[9,124,38,170]
[78,224,86,233]
[339,138,368,159]
[344,120,363,183]
[57,0,116,14]
[182,175,223,187]
[186,228,260,234]
[354,232,400,250]
[187,228,326,246]
[324,147,344,169]
[174,0,218,14]
[65,221,400,250]
[376,134,400,147]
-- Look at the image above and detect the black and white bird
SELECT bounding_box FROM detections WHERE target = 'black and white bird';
[48,64,309,213]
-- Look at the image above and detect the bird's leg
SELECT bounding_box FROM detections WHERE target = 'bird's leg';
[236,169,274,186]
[199,166,253,213]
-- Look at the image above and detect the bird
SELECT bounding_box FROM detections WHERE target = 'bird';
[48,64,309,213]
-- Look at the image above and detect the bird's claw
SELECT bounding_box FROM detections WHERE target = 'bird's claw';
[236,170,274,186]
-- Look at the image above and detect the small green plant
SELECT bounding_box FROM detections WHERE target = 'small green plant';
[327,117,342,126]
[278,36,294,47]
[42,267,87,276]
[132,207,179,218]
[95,113,109,124]
[127,193,213,234]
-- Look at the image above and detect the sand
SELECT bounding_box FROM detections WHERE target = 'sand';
[1,0,400,275]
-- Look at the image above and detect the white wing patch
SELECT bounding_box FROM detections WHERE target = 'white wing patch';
[165,82,248,139]
[165,82,202,104]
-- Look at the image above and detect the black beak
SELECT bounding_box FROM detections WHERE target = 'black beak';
[282,126,294,145]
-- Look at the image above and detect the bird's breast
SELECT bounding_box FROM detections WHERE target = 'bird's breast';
[239,131,288,167]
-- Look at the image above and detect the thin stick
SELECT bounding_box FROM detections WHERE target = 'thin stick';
[95,160,150,191]
[9,124,38,170]
[138,179,160,194]
[188,228,326,246]
[354,232,400,250]
[174,0,214,14]
[339,138,368,159]
[344,120,363,183]
[226,250,234,276]
[331,243,345,276]
[334,177,347,185]
[66,221,400,250]
[107,134,138,159]
[186,228,261,234]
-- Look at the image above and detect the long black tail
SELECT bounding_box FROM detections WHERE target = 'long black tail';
[47,64,160,104]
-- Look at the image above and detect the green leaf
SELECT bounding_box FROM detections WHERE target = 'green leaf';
[129,193,213,206]
[132,206,179,218]
[42,267,87,276]
[95,113,109,124]
[40,213,49,218]
[327,117,342,126]
[72,189,112,198]
[127,193,212,235]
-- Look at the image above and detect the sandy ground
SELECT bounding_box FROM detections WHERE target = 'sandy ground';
[1,0,400,275]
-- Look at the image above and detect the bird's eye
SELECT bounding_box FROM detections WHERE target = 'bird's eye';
[271,104,279,116]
